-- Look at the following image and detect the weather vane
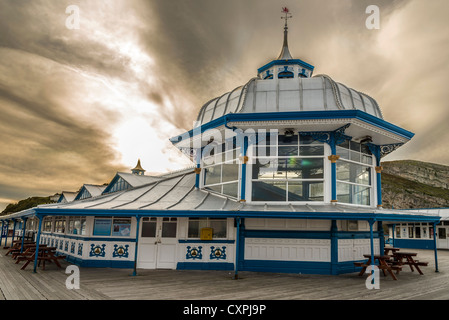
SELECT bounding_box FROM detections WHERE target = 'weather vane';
[281,7,292,28]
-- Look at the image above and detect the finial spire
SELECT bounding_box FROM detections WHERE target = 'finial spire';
[131,159,146,175]
[278,7,293,60]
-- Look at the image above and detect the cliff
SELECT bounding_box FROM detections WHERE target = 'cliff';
[381,160,449,209]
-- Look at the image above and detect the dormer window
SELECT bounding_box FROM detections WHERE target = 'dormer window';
[278,66,294,79]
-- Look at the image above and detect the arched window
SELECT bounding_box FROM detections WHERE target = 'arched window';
[278,66,294,79]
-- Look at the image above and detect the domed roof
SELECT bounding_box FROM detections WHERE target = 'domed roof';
[195,74,383,126]
[195,8,383,127]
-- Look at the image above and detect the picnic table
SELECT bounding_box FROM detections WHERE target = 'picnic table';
[393,251,428,275]
[19,246,66,271]
[354,254,403,280]
[5,241,35,256]
[384,247,401,255]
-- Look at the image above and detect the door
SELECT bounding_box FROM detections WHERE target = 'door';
[437,227,449,249]
[137,217,178,269]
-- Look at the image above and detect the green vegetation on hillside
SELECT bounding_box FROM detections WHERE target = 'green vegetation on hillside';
[1,197,55,216]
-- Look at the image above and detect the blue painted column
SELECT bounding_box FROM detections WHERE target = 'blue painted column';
[132,216,141,276]
[234,217,241,280]
[330,220,338,275]
[378,221,384,254]
[433,222,439,273]
[369,220,376,282]
[240,137,249,202]
[4,220,10,248]
[194,147,202,189]
[375,164,383,208]
[20,218,28,253]
[0,220,4,246]
[328,141,339,203]
[33,215,44,273]
[392,224,396,247]
[11,219,17,243]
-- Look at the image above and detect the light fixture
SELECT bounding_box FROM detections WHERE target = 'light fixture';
[360,136,372,144]
[284,129,295,137]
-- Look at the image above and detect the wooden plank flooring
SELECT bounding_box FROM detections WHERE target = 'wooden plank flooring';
[0,246,448,300]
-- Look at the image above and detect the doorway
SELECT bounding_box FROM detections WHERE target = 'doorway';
[137,217,178,269]
[437,226,449,249]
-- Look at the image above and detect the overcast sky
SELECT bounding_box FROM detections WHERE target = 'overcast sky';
[0,0,448,211]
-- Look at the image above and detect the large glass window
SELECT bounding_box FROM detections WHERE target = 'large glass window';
[336,140,373,206]
[203,139,240,199]
[93,217,131,237]
[68,216,86,235]
[188,218,227,239]
[250,132,325,202]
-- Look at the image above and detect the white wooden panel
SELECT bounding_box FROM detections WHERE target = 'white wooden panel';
[244,238,331,262]
[338,238,380,262]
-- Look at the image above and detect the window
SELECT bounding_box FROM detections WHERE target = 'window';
[336,140,373,206]
[54,216,66,233]
[105,176,131,194]
[203,139,240,199]
[93,217,131,237]
[188,218,227,239]
[68,217,86,235]
[141,217,157,237]
[395,226,401,238]
[43,217,53,232]
[112,218,131,237]
[250,132,325,202]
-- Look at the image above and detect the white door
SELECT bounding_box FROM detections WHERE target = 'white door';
[137,217,178,269]
[437,227,449,249]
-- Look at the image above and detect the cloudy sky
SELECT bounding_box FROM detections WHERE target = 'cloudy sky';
[0,0,448,211]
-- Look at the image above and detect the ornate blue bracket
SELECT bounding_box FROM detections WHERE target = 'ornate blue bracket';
[365,142,403,208]
[299,124,352,154]
[366,142,404,164]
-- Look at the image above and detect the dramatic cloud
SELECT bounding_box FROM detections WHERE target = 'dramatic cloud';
[0,0,448,211]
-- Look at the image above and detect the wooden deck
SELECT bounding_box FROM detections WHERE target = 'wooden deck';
[0,246,448,300]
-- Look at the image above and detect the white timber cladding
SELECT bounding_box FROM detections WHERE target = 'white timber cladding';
[338,239,380,262]
[245,218,331,230]
[244,238,331,262]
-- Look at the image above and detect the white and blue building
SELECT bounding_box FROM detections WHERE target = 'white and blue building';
[0,15,443,275]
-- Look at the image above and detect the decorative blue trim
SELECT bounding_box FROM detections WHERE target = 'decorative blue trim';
[210,246,227,260]
[177,262,234,271]
[112,244,129,258]
[33,208,441,223]
[393,239,435,250]
[242,260,331,275]
[186,246,203,260]
[75,259,134,269]
[258,59,315,74]
[89,244,106,257]
[169,110,415,146]
[74,186,92,201]
[178,239,235,244]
